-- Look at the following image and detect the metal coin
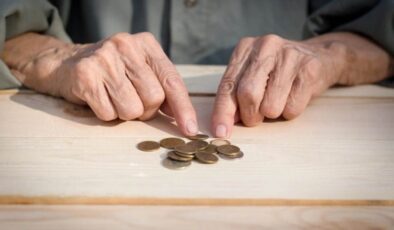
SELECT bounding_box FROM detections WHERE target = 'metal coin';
[221,151,244,159]
[195,152,219,164]
[186,140,209,150]
[174,151,195,158]
[137,141,160,152]
[198,144,217,154]
[162,158,191,170]
[217,144,240,156]
[167,151,193,162]
[174,144,198,155]
[160,137,185,149]
[187,133,209,140]
[210,139,231,146]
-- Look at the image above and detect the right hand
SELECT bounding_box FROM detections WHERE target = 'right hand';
[5,32,199,136]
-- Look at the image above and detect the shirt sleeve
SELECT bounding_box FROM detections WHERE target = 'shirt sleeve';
[0,0,71,89]
[304,0,394,56]
[304,0,394,88]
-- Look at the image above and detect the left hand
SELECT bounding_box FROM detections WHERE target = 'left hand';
[211,33,393,138]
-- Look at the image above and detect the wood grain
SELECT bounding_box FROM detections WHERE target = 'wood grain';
[0,90,393,205]
[0,205,393,230]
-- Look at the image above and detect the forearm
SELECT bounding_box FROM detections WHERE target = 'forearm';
[304,32,393,86]
[1,32,74,94]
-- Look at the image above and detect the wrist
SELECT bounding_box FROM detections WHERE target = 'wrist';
[2,33,76,95]
[304,32,392,85]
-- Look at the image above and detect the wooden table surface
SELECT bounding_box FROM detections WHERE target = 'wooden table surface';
[0,65,393,229]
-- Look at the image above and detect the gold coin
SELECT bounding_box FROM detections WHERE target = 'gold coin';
[186,140,209,150]
[137,141,160,152]
[221,151,244,159]
[217,144,240,156]
[198,144,217,154]
[187,133,209,140]
[195,152,219,164]
[174,151,195,158]
[210,139,231,146]
[174,144,198,155]
[160,137,185,149]
[168,151,193,162]
[162,158,191,170]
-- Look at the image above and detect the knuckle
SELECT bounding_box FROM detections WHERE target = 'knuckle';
[97,106,117,121]
[237,82,260,105]
[99,112,117,121]
[120,103,144,120]
[217,79,236,96]
[283,104,301,120]
[135,32,157,43]
[109,33,132,51]
[260,34,283,44]
[161,70,184,91]
[147,89,165,107]
[110,32,130,42]
[283,46,300,59]
[262,102,282,119]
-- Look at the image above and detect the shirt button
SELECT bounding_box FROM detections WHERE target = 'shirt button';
[184,0,198,8]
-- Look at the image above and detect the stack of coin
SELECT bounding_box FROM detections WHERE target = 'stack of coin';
[136,134,244,170]
[216,144,244,159]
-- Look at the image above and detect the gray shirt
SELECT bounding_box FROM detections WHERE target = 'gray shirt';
[0,0,393,89]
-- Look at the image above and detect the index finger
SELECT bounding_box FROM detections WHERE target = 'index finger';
[211,37,256,138]
[144,41,198,136]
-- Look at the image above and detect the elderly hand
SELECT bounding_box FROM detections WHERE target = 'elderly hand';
[211,32,393,138]
[3,32,199,136]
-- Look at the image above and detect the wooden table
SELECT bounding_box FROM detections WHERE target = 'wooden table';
[0,65,393,229]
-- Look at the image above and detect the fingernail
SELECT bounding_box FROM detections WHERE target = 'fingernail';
[186,120,198,135]
[215,124,227,138]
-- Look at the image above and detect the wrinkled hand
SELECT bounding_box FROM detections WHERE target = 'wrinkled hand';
[211,34,345,138]
[11,32,199,136]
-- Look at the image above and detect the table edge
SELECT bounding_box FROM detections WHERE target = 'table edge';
[0,196,393,206]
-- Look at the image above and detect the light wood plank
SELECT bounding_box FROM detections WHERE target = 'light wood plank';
[0,91,393,204]
[177,65,394,98]
[0,205,393,230]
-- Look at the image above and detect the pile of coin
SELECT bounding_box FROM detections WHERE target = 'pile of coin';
[137,134,243,170]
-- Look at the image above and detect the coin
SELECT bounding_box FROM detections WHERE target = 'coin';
[137,141,161,152]
[221,151,244,159]
[186,140,209,150]
[217,144,240,156]
[167,151,193,162]
[174,144,198,155]
[195,152,219,164]
[210,139,231,146]
[160,137,185,149]
[162,158,191,170]
[198,144,217,154]
[187,133,209,140]
[174,151,195,158]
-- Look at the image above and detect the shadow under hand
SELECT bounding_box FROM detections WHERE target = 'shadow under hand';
[9,91,195,135]
[10,92,122,127]
[144,112,184,137]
